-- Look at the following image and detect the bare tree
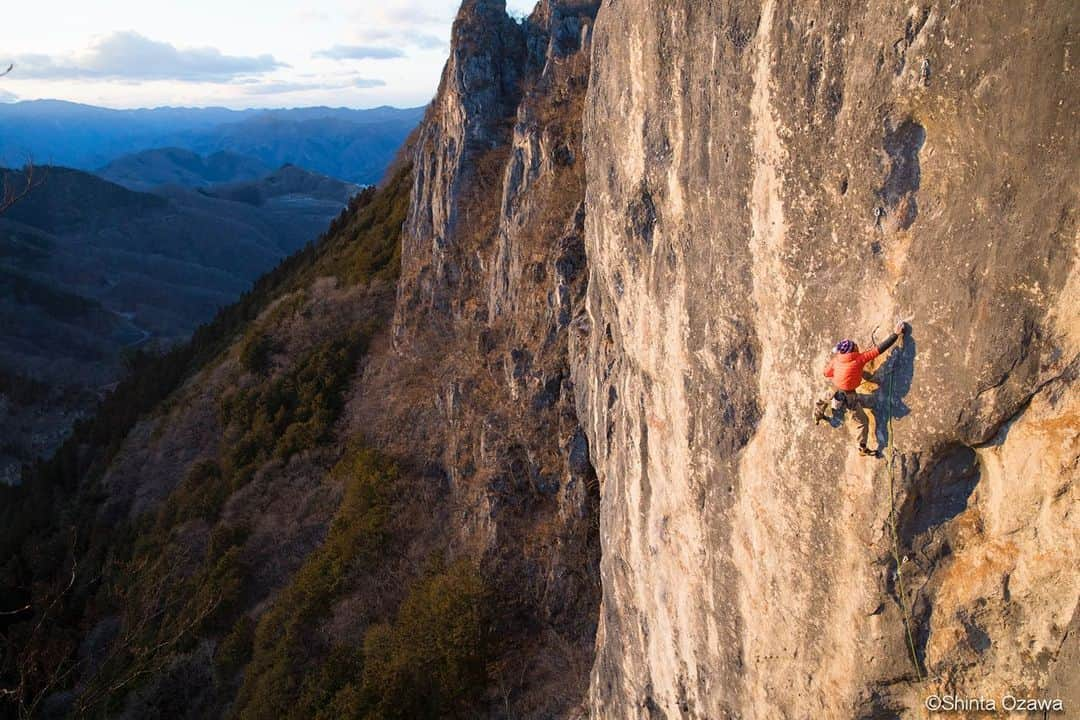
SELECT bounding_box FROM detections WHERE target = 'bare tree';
[71,545,224,718]
[0,531,80,720]
[0,162,44,215]
[0,64,46,214]
[1,535,223,719]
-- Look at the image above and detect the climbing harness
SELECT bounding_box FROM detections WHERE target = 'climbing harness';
[881,326,924,681]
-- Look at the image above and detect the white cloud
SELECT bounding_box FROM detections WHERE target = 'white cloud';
[0,89,18,103]
[12,31,285,82]
[345,27,448,53]
[412,33,450,50]
[314,45,406,61]
[365,2,456,27]
[294,8,331,24]
[242,77,385,95]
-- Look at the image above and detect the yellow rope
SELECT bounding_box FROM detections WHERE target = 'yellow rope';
[883,345,924,681]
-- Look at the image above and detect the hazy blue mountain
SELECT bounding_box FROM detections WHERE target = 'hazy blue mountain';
[0,101,249,169]
[201,163,360,206]
[164,114,421,184]
[0,99,413,479]
[0,100,426,184]
[98,148,270,191]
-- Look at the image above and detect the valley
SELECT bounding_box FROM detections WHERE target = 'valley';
[0,105,418,481]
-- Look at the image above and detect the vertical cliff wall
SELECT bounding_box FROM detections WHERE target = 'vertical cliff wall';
[576,1,1078,717]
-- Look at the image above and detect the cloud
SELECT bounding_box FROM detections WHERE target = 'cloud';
[13,32,285,82]
[412,33,450,50]
[337,28,448,53]
[344,2,454,50]
[242,77,386,95]
[348,77,387,89]
[314,45,406,61]
[367,3,456,27]
[295,8,331,23]
[0,89,17,103]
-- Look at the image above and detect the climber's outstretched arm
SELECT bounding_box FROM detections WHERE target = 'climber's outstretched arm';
[876,321,908,354]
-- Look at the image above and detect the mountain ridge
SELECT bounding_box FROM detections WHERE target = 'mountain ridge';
[98,148,271,191]
[0,102,425,184]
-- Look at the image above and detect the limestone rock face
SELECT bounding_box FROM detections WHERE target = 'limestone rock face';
[359,0,605,714]
[575,1,1078,717]
[395,0,526,332]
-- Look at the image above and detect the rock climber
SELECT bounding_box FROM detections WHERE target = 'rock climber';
[814,321,908,456]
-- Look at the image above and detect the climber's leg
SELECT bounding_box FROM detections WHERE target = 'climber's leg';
[845,391,872,451]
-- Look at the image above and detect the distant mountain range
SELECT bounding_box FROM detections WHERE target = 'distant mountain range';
[97,148,271,191]
[199,163,358,206]
[0,100,425,185]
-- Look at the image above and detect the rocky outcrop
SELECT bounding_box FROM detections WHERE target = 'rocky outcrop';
[10,3,604,717]
[395,0,526,332]
[105,2,605,715]
[356,0,604,714]
[576,1,1078,717]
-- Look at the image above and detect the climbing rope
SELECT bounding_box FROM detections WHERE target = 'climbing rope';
[882,333,924,681]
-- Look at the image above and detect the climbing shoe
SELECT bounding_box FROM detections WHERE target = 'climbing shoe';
[858,444,878,457]
[813,400,831,425]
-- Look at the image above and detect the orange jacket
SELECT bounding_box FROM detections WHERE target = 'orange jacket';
[824,348,882,391]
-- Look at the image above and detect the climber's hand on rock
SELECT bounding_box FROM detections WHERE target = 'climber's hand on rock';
[896,321,907,335]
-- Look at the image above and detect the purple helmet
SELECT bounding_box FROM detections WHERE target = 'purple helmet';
[835,339,856,354]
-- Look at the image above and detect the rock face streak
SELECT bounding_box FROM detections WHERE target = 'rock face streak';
[576,1,1078,717]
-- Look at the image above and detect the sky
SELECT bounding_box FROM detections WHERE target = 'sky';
[0,0,537,109]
